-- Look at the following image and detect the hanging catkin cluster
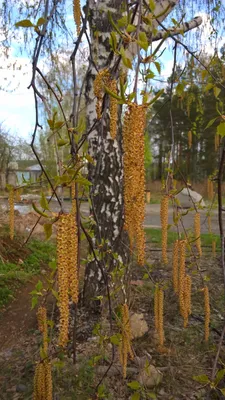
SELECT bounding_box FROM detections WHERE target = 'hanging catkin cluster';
[207,179,214,201]
[160,195,169,264]
[188,130,192,149]
[123,103,147,265]
[215,134,220,152]
[37,306,48,354]
[119,304,134,378]
[172,240,179,293]
[33,306,52,400]
[154,286,164,348]
[33,361,52,400]
[73,0,81,36]
[93,69,110,119]
[204,286,210,342]
[194,212,202,256]
[57,212,79,347]
[173,240,192,327]
[9,188,14,240]
[109,79,118,140]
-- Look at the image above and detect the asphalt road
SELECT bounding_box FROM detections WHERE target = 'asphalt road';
[0,199,222,235]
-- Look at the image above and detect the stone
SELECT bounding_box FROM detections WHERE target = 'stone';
[130,313,148,339]
[16,384,27,393]
[137,363,162,388]
[176,188,205,208]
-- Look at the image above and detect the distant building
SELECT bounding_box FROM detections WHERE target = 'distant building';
[16,164,42,185]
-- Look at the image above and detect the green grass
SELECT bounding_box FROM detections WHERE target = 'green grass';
[145,228,221,248]
[0,238,56,307]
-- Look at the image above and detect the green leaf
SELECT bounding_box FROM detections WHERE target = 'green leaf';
[31,296,38,309]
[76,176,92,187]
[110,334,122,345]
[47,119,54,130]
[131,393,141,400]
[217,122,225,137]
[148,89,164,105]
[32,202,49,218]
[54,121,64,130]
[15,19,34,28]
[49,260,57,271]
[104,85,123,101]
[138,32,148,51]
[57,139,68,147]
[149,0,156,11]
[44,224,52,240]
[193,374,210,384]
[108,11,122,35]
[143,273,149,280]
[205,117,218,129]
[117,16,128,28]
[176,83,184,96]
[36,280,43,292]
[220,388,225,395]
[214,86,221,98]
[51,289,59,300]
[214,369,225,386]
[204,83,214,92]
[109,32,117,51]
[36,17,47,26]
[127,24,136,33]
[40,191,49,210]
[147,393,157,399]
[127,381,141,390]
[154,61,161,74]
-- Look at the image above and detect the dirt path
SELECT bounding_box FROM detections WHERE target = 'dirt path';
[0,276,39,350]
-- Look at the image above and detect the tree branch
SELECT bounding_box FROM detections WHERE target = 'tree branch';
[151,16,202,42]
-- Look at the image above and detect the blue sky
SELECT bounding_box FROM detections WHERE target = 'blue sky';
[0,3,223,141]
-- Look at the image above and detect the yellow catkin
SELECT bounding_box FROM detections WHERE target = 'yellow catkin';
[207,179,214,201]
[178,240,186,318]
[37,306,48,354]
[68,213,79,304]
[183,275,192,328]
[212,240,216,256]
[172,240,179,293]
[123,103,147,265]
[158,288,164,347]
[33,362,46,400]
[188,130,192,149]
[9,188,14,240]
[215,134,220,152]
[93,69,110,119]
[73,0,81,36]
[154,284,159,331]
[160,195,169,264]
[45,362,53,400]
[119,304,134,378]
[33,361,52,400]
[146,191,151,204]
[57,214,70,347]
[207,215,212,234]
[109,79,118,140]
[204,286,210,342]
[194,212,202,256]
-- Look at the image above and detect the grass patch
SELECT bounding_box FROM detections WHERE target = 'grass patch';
[145,228,221,248]
[0,237,56,307]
